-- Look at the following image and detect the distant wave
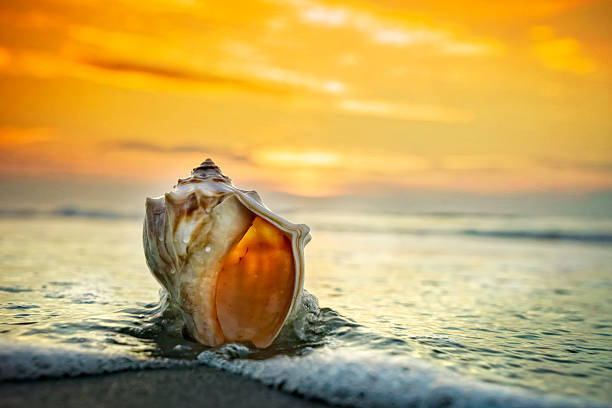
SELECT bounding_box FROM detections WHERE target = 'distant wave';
[311,223,612,244]
[2,206,611,244]
[51,206,140,219]
[0,208,39,217]
[417,211,520,218]
[0,206,140,220]
[460,229,612,243]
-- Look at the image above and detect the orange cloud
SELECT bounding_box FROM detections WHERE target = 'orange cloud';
[0,47,11,69]
[327,0,594,21]
[290,0,500,56]
[0,126,53,148]
[531,25,597,75]
[337,99,473,123]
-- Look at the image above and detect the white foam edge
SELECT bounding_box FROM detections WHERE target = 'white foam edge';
[197,345,606,408]
[0,338,195,381]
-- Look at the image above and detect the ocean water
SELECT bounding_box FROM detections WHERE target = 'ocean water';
[1,210,611,407]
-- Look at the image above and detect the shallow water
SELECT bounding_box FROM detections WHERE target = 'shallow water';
[1,213,611,407]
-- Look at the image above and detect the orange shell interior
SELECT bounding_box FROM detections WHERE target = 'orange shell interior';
[215,216,295,348]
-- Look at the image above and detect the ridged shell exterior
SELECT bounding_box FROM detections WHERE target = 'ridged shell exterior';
[143,159,311,348]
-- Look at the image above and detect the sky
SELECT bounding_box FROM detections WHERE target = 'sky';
[0,0,611,199]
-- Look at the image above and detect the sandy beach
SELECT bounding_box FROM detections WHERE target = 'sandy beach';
[0,366,328,408]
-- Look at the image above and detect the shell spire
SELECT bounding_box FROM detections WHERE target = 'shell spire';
[192,158,229,179]
[176,158,231,186]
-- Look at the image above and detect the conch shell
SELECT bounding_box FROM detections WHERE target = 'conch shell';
[143,159,310,348]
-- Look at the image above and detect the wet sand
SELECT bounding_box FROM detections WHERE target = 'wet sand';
[0,366,329,408]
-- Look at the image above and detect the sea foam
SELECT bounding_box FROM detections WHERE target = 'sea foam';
[0,339,195,381]
[0,340,606,408]
[197,346,604,408]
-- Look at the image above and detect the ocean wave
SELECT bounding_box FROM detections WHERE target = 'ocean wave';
[198,346,602,408]
[460,229,612,243]
[310,223,612,244]
[51,206,140,219]
[0,206,140,220]
[1,339,603,408]
[1,289,607,408]
[417,211,520,218]
[2,206,611,244]
[0,339,197,381]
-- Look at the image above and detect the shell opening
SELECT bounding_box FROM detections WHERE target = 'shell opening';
[215,216,295,348]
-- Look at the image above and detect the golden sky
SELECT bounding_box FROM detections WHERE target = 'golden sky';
[0,0,610,197]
